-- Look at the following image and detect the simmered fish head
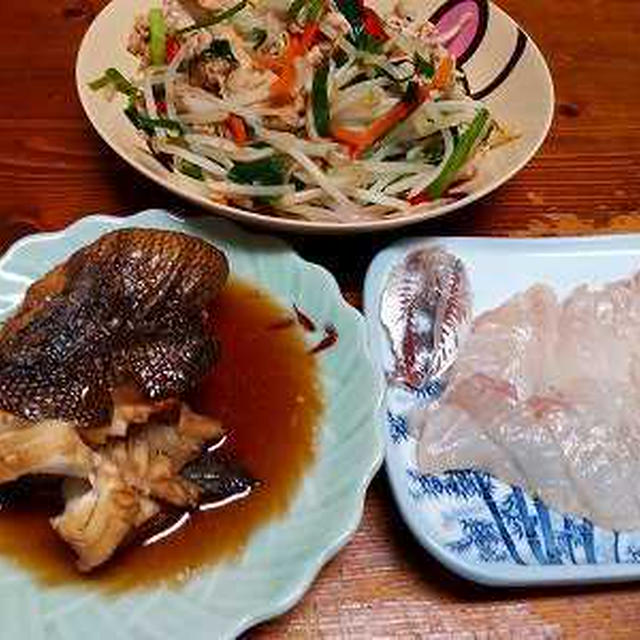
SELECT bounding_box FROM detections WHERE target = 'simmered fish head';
[0,229,229,426]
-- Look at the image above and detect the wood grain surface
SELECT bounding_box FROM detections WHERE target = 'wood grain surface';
[1,0,639,637]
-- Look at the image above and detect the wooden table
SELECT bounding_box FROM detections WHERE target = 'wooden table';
[1,0,639,637]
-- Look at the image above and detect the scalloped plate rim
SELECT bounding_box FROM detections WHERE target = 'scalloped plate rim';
[0,210,384,637]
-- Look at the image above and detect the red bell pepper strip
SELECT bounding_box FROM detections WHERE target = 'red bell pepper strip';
[331,57,454,157]
[227,114,248,143]
[302,22,321,49]
[166,36,181,63]
[362,7,388,41]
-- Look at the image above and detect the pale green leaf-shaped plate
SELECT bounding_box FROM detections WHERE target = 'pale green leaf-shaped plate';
[0,210,383,639]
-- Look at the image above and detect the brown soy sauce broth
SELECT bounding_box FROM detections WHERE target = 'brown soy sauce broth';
[0,279,323,591]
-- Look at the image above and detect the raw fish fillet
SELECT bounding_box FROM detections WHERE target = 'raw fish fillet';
[447,284,559,399]
[411,272,640,531]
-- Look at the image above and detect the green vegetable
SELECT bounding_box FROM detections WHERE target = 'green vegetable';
[351,31,383,53]
[336,0,380,51]
[414,53,434,79]
[178,159,205,181]
[227,155,287,186]
[89,68,138,97]
[179,0,248,34]
[427,108,490,199]
[250,28,268,49]
[124,104,184,135]
[287,0,307,21]
[149,8,166,66]
[253,195,277,206]
[311,63,330,137]
[203,39,236,62]
[335,0,361,33]
[306,0,325,21]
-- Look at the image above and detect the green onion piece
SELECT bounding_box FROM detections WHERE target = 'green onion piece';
[89,68,138,97]
[306,0,325,21]
[312,63,330,137]
[88,75,110,91]
[250,28,268,49]
[149,8,167,66]
[352,31,383,53]
[179,159,205,181]
[287,0,307,21]
[228,155,287,185]
[179,0,248,34]
[427,108,490,199]
[414,52,434,79]
[124,104,184,135]
[335,0,362,34]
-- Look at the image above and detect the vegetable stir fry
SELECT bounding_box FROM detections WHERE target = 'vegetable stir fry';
[91,0,509,222]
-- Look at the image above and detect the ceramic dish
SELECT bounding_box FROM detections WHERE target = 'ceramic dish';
[364,234,640,586]
[0,209,383,639]
[75,0,554,234]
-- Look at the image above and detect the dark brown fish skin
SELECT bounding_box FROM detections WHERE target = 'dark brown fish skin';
[0,229,229,426]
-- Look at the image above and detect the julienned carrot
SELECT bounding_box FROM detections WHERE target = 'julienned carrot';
[332,57,454,156]
[332,100,413,151]
[227,114,248,143]
[430,55,454,92]
[255,26,322,103]
[269,35,305,102]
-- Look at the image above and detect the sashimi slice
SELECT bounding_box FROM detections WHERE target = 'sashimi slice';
[556,275,640,390]
[448,284,560,400]
[544,379,640,530]
[412,374,523,483]
[413,271,640,531]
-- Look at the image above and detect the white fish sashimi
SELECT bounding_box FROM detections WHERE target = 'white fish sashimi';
[412,373,522,482]
[414,272,640,531]
[448,284,560,399]
[556,274,640,389]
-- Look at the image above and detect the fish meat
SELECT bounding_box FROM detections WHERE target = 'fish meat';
[0,229,255,570]
[380,246,471,391]
[51,404,234,571]
[0,228,228,425]
[411,272,640,531]
[446,284,560,398]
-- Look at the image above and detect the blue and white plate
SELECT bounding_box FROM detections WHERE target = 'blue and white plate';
[364,234,640,586]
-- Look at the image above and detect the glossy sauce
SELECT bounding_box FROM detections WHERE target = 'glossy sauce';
[0,279,323,591]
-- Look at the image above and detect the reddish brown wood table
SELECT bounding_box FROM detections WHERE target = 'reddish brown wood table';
[1,0,640,637]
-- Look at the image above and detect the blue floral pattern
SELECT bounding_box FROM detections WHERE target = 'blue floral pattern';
[384,375,640,568]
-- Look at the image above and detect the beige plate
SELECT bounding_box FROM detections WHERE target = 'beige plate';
[75,0,554,234]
